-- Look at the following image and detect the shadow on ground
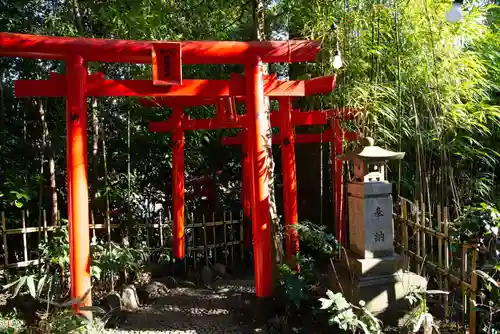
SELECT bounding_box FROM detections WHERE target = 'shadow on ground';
[106,278,258,334]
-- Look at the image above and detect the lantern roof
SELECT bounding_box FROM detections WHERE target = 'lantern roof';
[341,137,405,162]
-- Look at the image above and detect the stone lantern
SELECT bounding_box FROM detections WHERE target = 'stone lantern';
[342,137,404,259]
[330,137,426,324]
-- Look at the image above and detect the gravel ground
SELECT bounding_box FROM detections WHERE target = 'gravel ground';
[104,278,257,334]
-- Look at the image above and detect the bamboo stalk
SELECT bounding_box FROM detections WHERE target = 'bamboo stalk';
[159,211,164,247]
[2,212,9,276]
[90,210,96,242]
[469,248,478,334]
[43,209,48,241]
[202,214,208,266]
[240,213,244,260]
[437,205,443,303]
[229,212,234,265]
[461,245,467,326]
[21,211,28,262]
[416,201,421,274]
[444,207,450,318]
[212,212,217,263]
[223,211,228,266]
[402,201,409,271]
[420,201,426,276]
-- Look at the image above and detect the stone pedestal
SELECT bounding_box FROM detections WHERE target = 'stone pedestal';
[330,180,426,325]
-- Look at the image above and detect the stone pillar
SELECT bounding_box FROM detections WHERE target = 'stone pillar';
[329,140,426,325]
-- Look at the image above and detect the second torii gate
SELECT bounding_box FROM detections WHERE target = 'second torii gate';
[141,75,336,264]
[222,107,358,253]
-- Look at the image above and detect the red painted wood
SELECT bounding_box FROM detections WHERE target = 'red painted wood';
[149,112,327,133]
[246,61,273,298]
[242,129,252,249]
[279,98,299,266]
[66,55,92,314]
[221,130,357,145]
[16,75,336,98]
[0,32,320,64]
[172,107,185,259]
[151,43,182,85]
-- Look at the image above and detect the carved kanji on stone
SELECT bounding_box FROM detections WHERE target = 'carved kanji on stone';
[374,231,385,243]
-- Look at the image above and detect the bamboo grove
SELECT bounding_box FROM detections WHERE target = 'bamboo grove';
[0,0,499,232]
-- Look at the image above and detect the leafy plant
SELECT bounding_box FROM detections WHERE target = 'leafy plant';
[451,202,500,245]
[277,222,338,310]
[405,285,448,334]
[91,240,152,284]
[474,269,500,333]
[319,290,382,334]
[296,221,339,260]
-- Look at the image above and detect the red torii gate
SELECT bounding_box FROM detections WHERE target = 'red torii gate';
[222,107,358,253]
[141,75,336,263]
[0,32,323,309]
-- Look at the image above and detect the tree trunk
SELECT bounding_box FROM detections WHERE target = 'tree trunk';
[37,100,46,232]
[252,0,284,274]
[48,146,58,225]
[90,98,100,214]
[38,99,58,225]
[71,0,84,34]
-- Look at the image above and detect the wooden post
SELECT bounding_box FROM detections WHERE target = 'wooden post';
[172,106,185,259]
[223,212,228,266]
[437,205,443,303]
[202,214,208,266]
[229,212,234,265]
[212,212,217,263]
[159,211,164,247]
[2,212,8,273]
[415,202,421,274]
[43,210,48,241]
[421,202,426,276]
[469,248,478,334]
[443,207,450,318]
[240,212,244,260]
[21,211,28,263]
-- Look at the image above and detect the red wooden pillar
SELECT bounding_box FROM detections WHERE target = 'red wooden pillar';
[66,54,92,314]
[333,119,345,246]
[172,107,185,259]
[241,129,252,249]
[245,60,273,297]
[279,97,299,264]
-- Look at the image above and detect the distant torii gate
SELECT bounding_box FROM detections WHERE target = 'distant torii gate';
[141,75,336,264]
[0,32,324,309]
[222,106,358,254]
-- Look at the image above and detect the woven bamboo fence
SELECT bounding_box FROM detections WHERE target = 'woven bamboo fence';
[394,198,481,334]
[0,210,244,272]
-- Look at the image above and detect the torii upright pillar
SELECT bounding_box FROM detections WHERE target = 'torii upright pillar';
[245,60,273,296]
[66,55,92,314]
[171,107,185,259]
[278,97,300,264]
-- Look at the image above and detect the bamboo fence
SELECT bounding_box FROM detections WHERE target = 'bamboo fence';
[0,210,244,272]
[394,198,481,334]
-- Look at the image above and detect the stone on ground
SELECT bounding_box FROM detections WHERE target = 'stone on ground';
[212,263,226,277]
[121,285,140,310]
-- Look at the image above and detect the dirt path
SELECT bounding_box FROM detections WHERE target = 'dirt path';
[104,278,257,334]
